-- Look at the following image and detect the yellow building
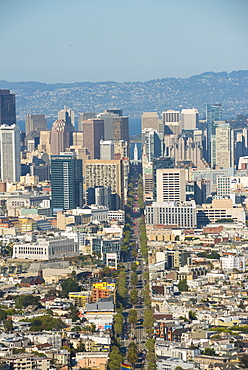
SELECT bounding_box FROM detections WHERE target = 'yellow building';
[69,291,91,308]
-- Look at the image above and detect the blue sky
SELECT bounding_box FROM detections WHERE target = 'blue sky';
[0,0,247,83]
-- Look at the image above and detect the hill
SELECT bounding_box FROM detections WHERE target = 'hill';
[1,70,248,120]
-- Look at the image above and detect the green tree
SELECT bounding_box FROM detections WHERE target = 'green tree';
[127,342,138,367]
[108,346,123,370]
[130,290,138,306]
[177,279,189,292]
[4,318,13,332]
[0,309,7,321]
[128,309,137,328]
[61,278,80,297]
[131,272,138,287]
[114,312,124,336]
[189,310,197,321]
[15,295,40,309]
[203,347,216,356]
[239,354,248,368]
[27,315,65,331]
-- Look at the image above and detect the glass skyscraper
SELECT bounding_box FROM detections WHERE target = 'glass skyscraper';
[51,152,83,210]
[206,104,222,166]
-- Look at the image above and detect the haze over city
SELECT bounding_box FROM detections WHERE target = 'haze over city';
[1,0,248,83]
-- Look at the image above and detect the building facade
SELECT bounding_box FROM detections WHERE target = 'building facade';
[0,124,21,182]
[51,152,83,210]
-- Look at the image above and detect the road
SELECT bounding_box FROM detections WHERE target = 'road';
[120,176,148,368]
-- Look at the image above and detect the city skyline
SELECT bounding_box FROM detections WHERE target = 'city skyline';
[1,0,247,83]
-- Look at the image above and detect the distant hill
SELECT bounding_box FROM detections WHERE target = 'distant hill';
[1,70,248,120]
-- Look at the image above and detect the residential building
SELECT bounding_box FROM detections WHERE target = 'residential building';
[85,159,124,210]
[220,254,246,272]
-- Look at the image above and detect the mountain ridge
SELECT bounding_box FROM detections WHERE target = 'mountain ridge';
[1,70,248,119]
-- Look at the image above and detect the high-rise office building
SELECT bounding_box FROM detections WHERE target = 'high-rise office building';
[214,121,231,168]
[156,168,186,203]
[58,106,75,126]
[51,119,74,155]
[142,129,163,162]
[0,124,21,182]
[82,119,104,159]
[98,111,129,142]
[51,152,83,210]
[206,104,222,165]
[0,90,16,126]
[181,109,199,130]
[78,113,96,132]
[25,114,47,137]
[100,140,115,160]
[162,110,180,123]
[142,112,159,132]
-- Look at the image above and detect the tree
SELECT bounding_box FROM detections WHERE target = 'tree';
[114,312,124,336]
[0,309,7,321]
[76,340,86,352]
[203,347,216,356]
[177,279,189,292]
[131,272,138,287]
[189,310,197,321]
[28,315,65,331]
[239,354,248,368]
[108,346,123,370]
[61,278,80,297]
[4,318,13,332]
[15,295,40,309]
[128,309,137,327]
[127,342,138,367]
[130,290,138,306]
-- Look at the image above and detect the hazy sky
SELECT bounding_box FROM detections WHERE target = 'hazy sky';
[1,0,248,83]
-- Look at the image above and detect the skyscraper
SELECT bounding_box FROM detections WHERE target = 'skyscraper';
[58,106,75,126]
[51,152,83,210]
[181,108,199,130]
[82,119,104,159]
[25,114,47,137]
[51,119,74,155]
[142,129,163,162]
[85,159,124,210]
[142,112,159,132]
[206,104,222,165]
[0,124,21,182]
[214,121,231,168]
[156,168,186,203]
[0,90,16,126]
[100,140,115,160]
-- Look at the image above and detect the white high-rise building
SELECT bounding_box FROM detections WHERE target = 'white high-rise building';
[100,140,115,160]
[181,108,199,130]
[0,124,21,182]
[156,168,186,203]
